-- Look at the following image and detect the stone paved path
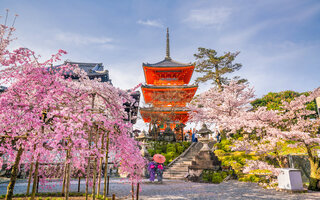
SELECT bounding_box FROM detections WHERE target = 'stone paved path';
[134,180,320,200]
[1,178,320,200]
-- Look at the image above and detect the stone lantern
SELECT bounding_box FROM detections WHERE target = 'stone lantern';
[136,130,151,157]
[197,124,212,151]
[162,125,175,142]
[187,123,221,182]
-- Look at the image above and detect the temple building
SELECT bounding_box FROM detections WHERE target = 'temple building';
[140,28,198,133]
[54,61,140,124]
[54,61,112,84]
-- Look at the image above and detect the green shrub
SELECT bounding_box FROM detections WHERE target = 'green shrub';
[167,146,176,153]
[239,174,262,182]
[146,141,191,165]
[147,149,155,156]
[201,170,230,184]
[215,139,232,152]
[202,170,212,182]
[177,146,184,154]
[211,173,224,184]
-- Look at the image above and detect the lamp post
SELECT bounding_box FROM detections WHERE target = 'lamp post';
[197,124,212,151]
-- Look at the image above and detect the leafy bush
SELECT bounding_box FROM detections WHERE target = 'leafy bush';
[201,170,230,184]
[146,141,191,165]
[215,139,232,152]
[177,146,184,154]
[238,174,263,183]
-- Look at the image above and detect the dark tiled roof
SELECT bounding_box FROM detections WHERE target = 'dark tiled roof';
[143,58,192,68]
[53,61,112,83]
[63,61,108,76]
[0,86,7,93]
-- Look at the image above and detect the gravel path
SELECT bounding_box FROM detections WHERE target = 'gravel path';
[1,178,320,200]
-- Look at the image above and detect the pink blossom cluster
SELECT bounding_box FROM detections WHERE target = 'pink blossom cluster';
[189,80,320,176]
[243,160,280,176]
[0,18,146,192]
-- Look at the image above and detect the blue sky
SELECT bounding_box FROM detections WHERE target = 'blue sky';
[1,0,320,129]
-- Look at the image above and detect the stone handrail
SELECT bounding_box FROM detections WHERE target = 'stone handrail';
[166,142,198,168]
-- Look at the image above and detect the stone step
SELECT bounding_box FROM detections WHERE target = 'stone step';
[165,169,189,173]
[170,164,190,169]
[167,166,188,170]
[163,176,185,180]
[170,165,189,169]
[163,172,188,177]
[164,175,187,179]
[164,142,205,179]
[167,166,188,171]
[165,170,188,174]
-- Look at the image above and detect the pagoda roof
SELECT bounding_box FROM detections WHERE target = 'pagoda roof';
[140,107,190,124]
[143,58,192,68]
[141,84,198,89]
[140,107,190,112]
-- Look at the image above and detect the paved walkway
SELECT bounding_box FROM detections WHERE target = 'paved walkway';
[1,178,320,200]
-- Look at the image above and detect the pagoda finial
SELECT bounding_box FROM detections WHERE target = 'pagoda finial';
[165,27,171,60]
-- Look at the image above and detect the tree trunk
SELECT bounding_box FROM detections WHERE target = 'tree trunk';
[131,183,134,200]
[308,158,320,190]
[92,157,97,200]
[26,162,34,195]
[65,149,71,200]
[97,133,105,196]
[62,159,67,196]
[30,159,39,200]
[5,147,23,200]
[78,177,81,192]
[103,131,110,199]
[86,93,95,200]
[85,141,91,200]
[136,183,140,200]
[92,130,99,200]
[65,163,71,200]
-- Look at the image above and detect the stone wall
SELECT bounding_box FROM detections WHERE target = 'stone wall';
[288,155,310,183]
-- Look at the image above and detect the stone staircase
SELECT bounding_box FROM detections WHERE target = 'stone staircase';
[163,142,203,179]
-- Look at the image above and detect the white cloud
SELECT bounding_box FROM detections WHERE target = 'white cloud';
[137,19,164,28]
[218,22,270,46]
[55,32,113,46]
[184,7,232,28]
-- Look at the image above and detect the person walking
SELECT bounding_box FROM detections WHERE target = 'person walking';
[147,159,156,181]
[156,163,164,182]
[216,132,221,143]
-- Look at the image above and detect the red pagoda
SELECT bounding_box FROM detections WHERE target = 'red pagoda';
[140,28,198,132]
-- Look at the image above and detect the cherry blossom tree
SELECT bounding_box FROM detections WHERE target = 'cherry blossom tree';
[190,79,320,190]
[189,81,255,132]
[0,14,146,200]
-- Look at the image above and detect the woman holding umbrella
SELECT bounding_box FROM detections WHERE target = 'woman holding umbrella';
[153,154,166,182]
[147,159,156,182]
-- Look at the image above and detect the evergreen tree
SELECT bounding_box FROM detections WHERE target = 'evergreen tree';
[194,47,246,90]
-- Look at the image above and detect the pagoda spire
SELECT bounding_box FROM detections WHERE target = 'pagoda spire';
[165,27,171,60]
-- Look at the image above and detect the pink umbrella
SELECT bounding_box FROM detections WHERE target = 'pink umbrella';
[153,154,166,163]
